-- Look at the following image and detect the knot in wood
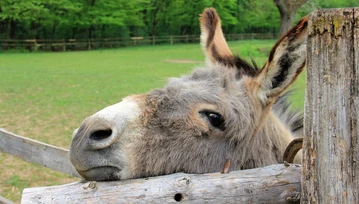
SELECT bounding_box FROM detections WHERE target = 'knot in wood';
[181,177,191,185]
[82,181,97,190]
[285,192,300,202]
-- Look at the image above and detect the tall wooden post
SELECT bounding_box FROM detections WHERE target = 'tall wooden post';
[302,8,359,203]
[62,39,66,51]
[33,39,38,51]
[87,39,91,50]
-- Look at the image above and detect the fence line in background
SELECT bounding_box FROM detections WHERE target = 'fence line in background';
[0,33,274,52]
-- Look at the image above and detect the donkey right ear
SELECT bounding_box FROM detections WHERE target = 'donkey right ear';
[253,16,308,105]
[200,8,235,68]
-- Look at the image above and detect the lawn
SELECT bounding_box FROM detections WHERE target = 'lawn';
[0,40,306,202]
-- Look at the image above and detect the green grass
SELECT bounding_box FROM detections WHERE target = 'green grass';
[0,40,305,203]
[3,175,29,190]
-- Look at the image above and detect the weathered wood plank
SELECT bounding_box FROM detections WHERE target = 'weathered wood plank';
[0,195,14,204]
[21,164,300,204]
[302,8,359,203]
[0,128,80,177]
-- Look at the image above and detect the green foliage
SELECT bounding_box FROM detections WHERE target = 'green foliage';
[0,0,46,21]
[237,0,280,33]
[296,0,357,21]
[316,0,358,8]
[0,0,356,39]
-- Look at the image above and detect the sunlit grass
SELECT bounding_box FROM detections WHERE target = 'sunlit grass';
[0,40,305,202]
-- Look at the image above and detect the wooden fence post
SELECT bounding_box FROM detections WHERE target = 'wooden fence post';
[62,39,66,51]
[87,39,91,50]
[33,39,38,51]
[302,8,359,203]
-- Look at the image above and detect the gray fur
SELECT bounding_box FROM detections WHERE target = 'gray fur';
[70,65,303,181]
[130,66,302,178]
[69,8,307,181]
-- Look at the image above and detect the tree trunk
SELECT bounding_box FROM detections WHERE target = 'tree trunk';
[9,20,16,39]
[88,25,94,39]
[51,22,57,40]
[30,22,40,39]
[152,7,159,37]
[88,25,94,50]
[5,19,10,39]
[100,24,105,39]
[273,0,308,37]
[278,11,296,38]
[87,0,96,49]
[71,27,77,39]
[302,8,359,203]
[100,24,106,47]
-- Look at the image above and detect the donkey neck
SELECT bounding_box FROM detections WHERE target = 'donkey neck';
[230,111,295,169]
[260,112,295,161]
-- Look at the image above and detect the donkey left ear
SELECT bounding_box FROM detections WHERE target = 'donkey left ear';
[254,16,308,104]
[200,8,236,68]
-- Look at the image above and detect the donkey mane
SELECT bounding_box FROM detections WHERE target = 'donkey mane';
[273,92,303,135]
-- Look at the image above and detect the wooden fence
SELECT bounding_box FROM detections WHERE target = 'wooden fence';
[0,129,79,178]
[0,33,274,52]
[0,8,358,203]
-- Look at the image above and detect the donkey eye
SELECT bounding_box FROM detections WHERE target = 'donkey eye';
[201,111,225,130]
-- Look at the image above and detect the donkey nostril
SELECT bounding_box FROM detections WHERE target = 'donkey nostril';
[89,129,112,141]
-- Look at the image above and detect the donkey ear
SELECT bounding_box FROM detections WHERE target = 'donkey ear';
[200,8,236,68]
[254,16,308,104]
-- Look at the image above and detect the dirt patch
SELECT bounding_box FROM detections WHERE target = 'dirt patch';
[165,59,202,64]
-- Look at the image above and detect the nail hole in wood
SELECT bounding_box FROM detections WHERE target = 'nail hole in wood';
[174,193,183,202]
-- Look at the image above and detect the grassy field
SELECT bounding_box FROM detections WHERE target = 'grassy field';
[0,40,306,203]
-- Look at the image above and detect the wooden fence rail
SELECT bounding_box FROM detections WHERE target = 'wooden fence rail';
[0,195,14,204]
[0,33,274,52]
[0,129,80,178]
[21,164,301,204]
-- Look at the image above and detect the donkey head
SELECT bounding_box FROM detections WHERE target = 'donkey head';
[70,8,307,181]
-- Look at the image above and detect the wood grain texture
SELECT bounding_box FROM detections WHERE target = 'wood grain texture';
[22,164,301,204]
[0,195,14,204]
[0,128,80,178]
[302,8,359,203]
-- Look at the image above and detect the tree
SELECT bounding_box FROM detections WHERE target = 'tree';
[1,0,357,41]
[0,0,49,39]
[238,0,279,34]
[41,0,82,39]
[273,0,308,37]
[73,0,147,39]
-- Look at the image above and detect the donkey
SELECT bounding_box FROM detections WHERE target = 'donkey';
[70,8,307,181]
